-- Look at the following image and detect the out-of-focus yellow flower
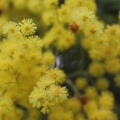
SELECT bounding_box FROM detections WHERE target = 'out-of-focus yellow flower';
[29,87,45,108]
[75,77,88,89]
[105,58,120,74]
[41,51,55,66]
[85,86,98,99]
[83,99,98,115]
[99,91,114,110]
[96,77,110,90]
[89,62,105,77]
[2,21,19,35]
[65,97,81,113]
[89,109,117,120]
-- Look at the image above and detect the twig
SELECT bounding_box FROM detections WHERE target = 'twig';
[65,78,79,97]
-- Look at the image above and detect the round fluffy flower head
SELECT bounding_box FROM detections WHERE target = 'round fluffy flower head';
[29,87,45,108]
[48,68,66,84]
[84,21,104,38]
[41,51,55,66]
[19,18,37,36]
[72,7,95,25]
[2,21,19,35]
[48,85,68,103]
[27,0,42,14]
[75,77,88,89]
[41,100,56,114]
[85,86,98,99]
[83,100,98,115]
[0,97,13,112]
[89,62,105,77]
[96,78,110,90]
[105,58,120,74]
[99,91,114,110]
[65,98,81,113]
[37,76,55,90]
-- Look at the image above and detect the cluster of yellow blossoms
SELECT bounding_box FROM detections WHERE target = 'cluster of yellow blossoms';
[0,0,120,120]
[49,92,117,120]
[0,18,68,120]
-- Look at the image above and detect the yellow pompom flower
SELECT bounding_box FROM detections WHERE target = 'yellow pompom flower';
[83,100,98,115]
[19,19,37,36]
[89,48,104,61]
[27,0,42,14]
[33,65,47,78]
[72,7,95,26]
[98,91,114,110]
[29,87,45,108]
[2,21,19,35]
[41,51,55,66]
[56,31,76,51]
[0,96,14,119]
[57,5,70,24]
[65,98,81,113]
[47,68,66,84]
[84,21,104,38]
[75,77,88,89]
[85,86,98,99]
[48,85,68,103]
[42,10,56,26]
[41,100,57,114]
[105,58,120,74]
[0,97,13,111]
[37,76,55,90]
[83,0,97,11]
[89,62,105,77]
[92,36,108,49]
[12,0,26,10]
[96,77,110,90]
[0,58,13,71]
[102,45,117,60]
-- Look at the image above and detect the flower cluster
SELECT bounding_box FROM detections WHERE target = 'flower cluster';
[0,18,68,119]
[48,91,117,120]
[29,68,68,114]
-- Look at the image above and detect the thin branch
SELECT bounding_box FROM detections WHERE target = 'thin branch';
[65,78,79,97]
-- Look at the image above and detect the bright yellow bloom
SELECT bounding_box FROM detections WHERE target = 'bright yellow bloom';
[47,68,66,84]
[2,21,19,35]
[29,87,45,108]
[72,7,95,26]
[19,18,37,36]
[75,77,88,89]
[99,91,114,110]
[89,62,105,77]
[48,85,68,103]
[96,78,110,90]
